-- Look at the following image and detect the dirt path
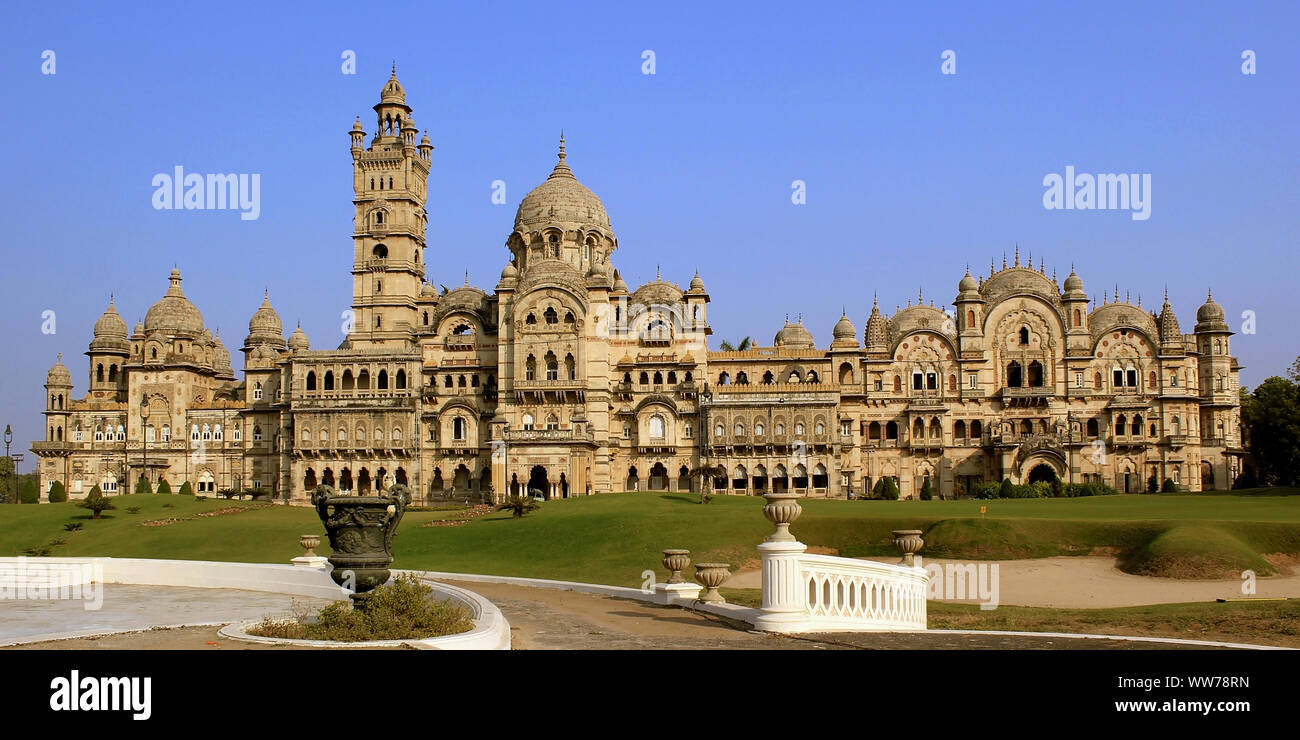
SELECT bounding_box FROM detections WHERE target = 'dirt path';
[724,556,1300,608]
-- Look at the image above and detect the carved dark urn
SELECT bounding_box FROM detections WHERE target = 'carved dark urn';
[311,483,411,595]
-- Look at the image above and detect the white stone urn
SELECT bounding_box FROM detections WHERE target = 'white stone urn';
[891,529,924,566]
[662,549,691,584]
[761,492,803,542]
[299,534,320,558]
[694,563,731,603]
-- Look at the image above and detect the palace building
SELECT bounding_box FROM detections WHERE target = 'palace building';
[32,72,1246,502]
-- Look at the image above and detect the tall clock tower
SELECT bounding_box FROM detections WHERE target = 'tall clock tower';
[347,66,434,348]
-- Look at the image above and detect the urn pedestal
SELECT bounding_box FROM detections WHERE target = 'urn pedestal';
[653,548,703,604]
[891,529,925,567]
[693,563,731,604]
[291,533,328,569]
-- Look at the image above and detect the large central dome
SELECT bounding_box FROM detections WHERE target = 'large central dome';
[144,269,205,336]
[514,136,611,232]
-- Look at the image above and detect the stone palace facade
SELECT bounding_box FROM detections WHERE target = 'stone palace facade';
[33,72,1247,503]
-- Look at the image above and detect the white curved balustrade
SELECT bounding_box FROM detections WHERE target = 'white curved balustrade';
[799,554,928,631]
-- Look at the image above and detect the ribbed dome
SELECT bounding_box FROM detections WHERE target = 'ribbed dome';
[958,271,978,293]
[630,279,683,307]
[501,262,519,280]
[132,321,144,336]
[245,291,285,347]
[379,68,406,104]
[774,318,815,349]
[212,335,234,376]
[287,324,310,351]
[46,353,72,386]
[689,272,706,292]
[514,136,611,233]
[144,270,205,336]
[93,298,128,338]
[420,282,439,297]
[1195,290,1229,333]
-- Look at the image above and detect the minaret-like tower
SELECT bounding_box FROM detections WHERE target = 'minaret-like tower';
[348,66,433,348]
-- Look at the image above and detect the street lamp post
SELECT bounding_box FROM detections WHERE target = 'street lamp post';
[3,424,12,504]
[140,397,149,492]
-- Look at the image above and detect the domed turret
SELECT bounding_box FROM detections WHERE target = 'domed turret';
[1063,269,1084,295]
[379,67,406,104]
[90,298,131,353]
[501,262,519,281]
[245,291,285,348]
[1195,290,1229,333]
[958,271,978,294]
[420,282,439,298]
[514,135,612,234]
[46,353,72,387]
[144,269,205,337]
[287,324,310,351]
[689,272,706,293]
[612,269,628,294]
[212,334,234,378]
[831,312,859,349]
[774,316,815,350]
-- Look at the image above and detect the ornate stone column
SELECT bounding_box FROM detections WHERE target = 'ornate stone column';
[752,492,809,632]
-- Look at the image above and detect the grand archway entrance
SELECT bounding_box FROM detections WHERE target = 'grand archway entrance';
[1027,464,1057,484]
[528,465,549,499]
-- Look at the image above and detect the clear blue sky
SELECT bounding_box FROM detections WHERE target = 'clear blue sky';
[2,1,1297,470]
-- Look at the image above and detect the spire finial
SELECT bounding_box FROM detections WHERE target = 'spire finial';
[464,270,469,287]
[1014,243,1020,267]
[872,291,878,308]
[1164,285,1169,302]
[558,130,566,161]
[1002,252,1007,270]
[656,264,661,281]
[392,61,397,75]
[57,352,62,363]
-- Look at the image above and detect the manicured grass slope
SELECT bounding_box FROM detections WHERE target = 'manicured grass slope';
[2,490,1298,587]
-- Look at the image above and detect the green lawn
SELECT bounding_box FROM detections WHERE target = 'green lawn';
[2,489,1298,587]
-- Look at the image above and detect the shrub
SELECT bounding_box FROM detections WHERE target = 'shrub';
[77,486,115,519]
[48,481,67,503]
[871,478,887,499]
[135,477,153,494]
[1063,482,1117,497]
[1147,474,1159,494]
[162,502,174,509]
[23,544,52,556]
[998,478,1015,498]
[63,522,83,532]
[248,575,474,642]
[177,481,194,496]
[19,479,39,504]
[495,495,541,518]
[125,506,141,514]
[1161,478,1179,493]
[1050,478,1064,498]
[919,478,933,501]
[156,479,172,494]
[973,482,1000,499]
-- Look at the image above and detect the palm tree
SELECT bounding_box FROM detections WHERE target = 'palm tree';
[718,336,752,352]
[686,464,728,503]
[495,495,542,518]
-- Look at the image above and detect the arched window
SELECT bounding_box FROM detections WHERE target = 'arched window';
[1019,327,1030,345]
[970,420,982,439]
[649,415,666,438]
[452,417,466,440]
[1172,416,1181,435]
[954,420,966,439]
[324,371,335,390]
[1073,308,1082,326]
[378,370,389,389]
[306,371,317,391]
[762,371,774,385]
[253,382,263,400]
[1093,372,1102,390]
[522,414,535,430]
[1027,361,1043,387]
[1149,370,1157,388]
[96,364,104,382]
[372,244,388,258]
[1007,361,1023,388]
[1087,418,1100,437]
[525,356,537,381]
[839,362,854,385]
[737,372,749,385]
[795,422,805,436]
[653,371,663,385]
[525,313,537,325]
[893,375,902,393]
[967,309,976,328]
[868,421,881,440]
[755,422,765,437]
[1116,415,1127,435]
[544,307,558,325]
[718,372,731,385]
[735,423,745,436]
[715,423,724,437]
[357,369,370,390]
[458,375,467,387]
[396,369,407,389]
[565,354,576,381]
[886,421,898,439]
[639,371,649,385]
[108,364,118,382]
[1132,414,1143,436]
[667,371,677,385]
[948,374,957,391]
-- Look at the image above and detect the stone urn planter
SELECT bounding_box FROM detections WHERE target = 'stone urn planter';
[761,492,803,542]
[662,549,691,584]
[299,534,321,558]
[312,483,411,594]
[694,563,731,603]
[891,529,924,566]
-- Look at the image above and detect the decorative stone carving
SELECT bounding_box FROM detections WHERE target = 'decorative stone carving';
[694,563,731,603]
[662,549,690,584]
[299,534,320,557]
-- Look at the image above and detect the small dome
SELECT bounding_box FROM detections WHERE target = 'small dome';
[501,262,519,280]
[245,291,285,347]
[612,270,628,293]
[379,68,406,104]
[212,335,234,378]
[46,354,72,386]
[352,116,364,132]
[420,132,431,146]
[831,313,859,349]
[144,269,205,336]
[132,321,144,336]
[1063,270,1084,293]
[689,272,706,292]
[93,298,128,338]
[774,318,815,349]
[1195,290,1229,333]
[287,324,310,351]
[421,282,439,297]
[630,280,684,308]
[958,272,978,293]
[514,135,612,234]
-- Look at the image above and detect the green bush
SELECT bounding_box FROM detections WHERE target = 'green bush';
[156,478,172,494]
[919,478,933,501]
[1062,482,1116,497]
[19,479,39,504]
[1162,478,1179,493]
[248,575,474,642]
[77,485,115,519]
[48,481,67,503]
[495,495,542,518]
[1147,474,1159,494]
[1051,478,1064,498]
[178,481,193,496]
[63,522,83,532]
[125,506,141,514]
[998,478,1015,498]
[135,477,153,494]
